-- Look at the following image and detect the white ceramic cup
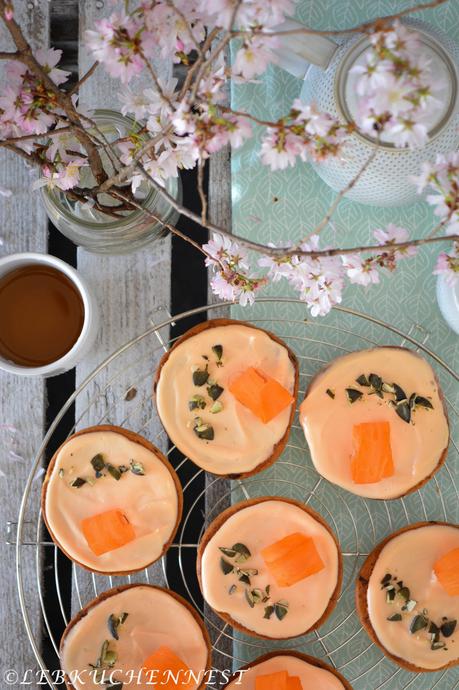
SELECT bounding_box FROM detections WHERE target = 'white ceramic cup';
[0,253,99,376]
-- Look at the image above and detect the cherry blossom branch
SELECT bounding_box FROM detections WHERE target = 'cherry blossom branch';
[0,0,107,184]
[68,61,99,96]
[128,154,458,260]
[246,0,449,38]
[197,159,207,225]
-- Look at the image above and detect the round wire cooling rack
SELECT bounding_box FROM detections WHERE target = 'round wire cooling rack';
[15,298,459,690]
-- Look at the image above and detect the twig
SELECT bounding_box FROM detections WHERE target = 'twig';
[246,0,449,38]
[69,61,99,96]
[130,155,458,259]
[197,159,207,225]
[0,0,107,184]
[0,50,17,59]
[165,0,203,56]
[0,126,75,145]
[299,141,379,243]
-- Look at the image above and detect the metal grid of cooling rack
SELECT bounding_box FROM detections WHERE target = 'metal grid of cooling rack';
[14,299,459,690]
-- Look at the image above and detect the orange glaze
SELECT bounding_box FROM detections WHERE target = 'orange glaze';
[299,348,448,499]
[367,525,459,669]
[200,500,339,638]
[224,656,346,689]
[61,587,209,690]
[45,430,179,572]
[156,325,296,475]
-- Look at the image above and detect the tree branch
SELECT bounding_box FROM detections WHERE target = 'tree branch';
[69,61,99,96]
[247,0,449,38]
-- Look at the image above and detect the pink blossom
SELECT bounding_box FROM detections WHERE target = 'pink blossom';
[260,129,301,170]
[85,12,146,83]
[48,158,86,191]
[374,223,417,259]
[343,254,380,286]
[35,48,70,86]
[353,22,439,149]
[433,245,459,286]
[233,36,278,80]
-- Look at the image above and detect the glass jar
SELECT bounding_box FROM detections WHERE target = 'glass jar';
[42,110,182,254]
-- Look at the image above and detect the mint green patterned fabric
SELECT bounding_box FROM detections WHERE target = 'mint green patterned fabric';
[229,2,459,688]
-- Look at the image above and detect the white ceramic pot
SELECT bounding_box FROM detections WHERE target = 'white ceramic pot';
[275,18,459,206]
[0,253,99,376]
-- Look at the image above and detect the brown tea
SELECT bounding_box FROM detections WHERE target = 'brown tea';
[0,264,84,367]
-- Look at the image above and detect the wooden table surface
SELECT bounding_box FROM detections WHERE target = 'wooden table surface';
[0,0,231,683]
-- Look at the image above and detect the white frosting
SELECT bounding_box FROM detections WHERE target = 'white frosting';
[45,431,179,573]
[367,525,459,670]
[200,500,339,638]
[61,586,209,690]
[156,324,296,475]
[225,655,346,690]
[299,348,449,499]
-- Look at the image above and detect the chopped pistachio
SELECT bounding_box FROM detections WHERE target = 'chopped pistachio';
[58,468,65,478]
[129,459,145,476]
[346,388,363,403]
[264,605,274,619]
[382,382,396,394]
[326,388,335,399]
[229,584,237,595]
[369,373,383,395]
[391,383,407,402]
[386,587,396,604]
[356,374,370,387]
[387,614,402,622]
[402,599,417,612]
[410,614,429,634]
[193,418,214,440]
[431,641,446,651]
[413,395,433,410]
[107,464,122,481]
[210,401,223,414]
[219,547,237,558]
[274,600,289,621]
[91,453,105,473]
[70,477,86,488]
[441,620,457,638]
[193,365,209,386]
[397,586,410,602]
[395,401,411,424]
[220,558,234,575]
[212,344,223,365]
[232,543,251,563]
[107,612,129,640]
[245,589,255,608]
[188,395,206,411]
[380,573,392,587]
[207,383,224,400]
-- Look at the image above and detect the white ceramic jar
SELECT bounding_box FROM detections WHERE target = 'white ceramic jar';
[275,18,459,206]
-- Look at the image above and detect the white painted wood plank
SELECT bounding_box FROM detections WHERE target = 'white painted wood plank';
[0,0,49,679]
[73,1,172,603]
